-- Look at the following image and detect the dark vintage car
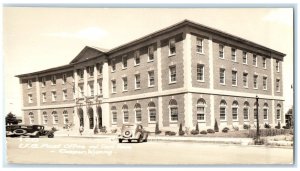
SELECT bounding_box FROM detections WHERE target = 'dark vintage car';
[6,124,54,138]
[118,124,149,143]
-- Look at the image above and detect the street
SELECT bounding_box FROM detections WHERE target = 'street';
[6,137,293,165]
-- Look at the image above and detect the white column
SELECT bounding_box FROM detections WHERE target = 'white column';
[101,103,110,128]
[83,106,89,130]
[184,93,193,128]
[35,76,41,124]
[102,59,109,99]
[74,69,79,99]
[83,67,88,97]
[210,95,215,127]
[73,106,80,131]
[272,100,275,125]
[19,79,25,124]
[93,64,97,97]
[158,96,163,128]
[93,105,97,129]
[157,40,162,92]
[270,57,274,96]
[208,36,215,127]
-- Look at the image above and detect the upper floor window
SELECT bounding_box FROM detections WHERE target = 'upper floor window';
[134,51,140,66]
[123,77,128,91]
[253,55,257,66]
[148,46,154,61]
[63,89,67,100]
[28,80,32,88]
[28,94,33,103]
[219,44,224,59]
[51,91,56,101]
[243,51,247,64]
[98,79,103,95]
[42,92,46,102]
[263,57,267,69]
[88,83,94,97]
[197,64,204,81]
[62,74,67,84]
[148,71,155,87]
[263,76,267,90]
[276,60,280,72]
[197,99,206,121]
[122,55,128,69]
[231,48,236,62]
[253,75,258,89]
[243,72,248,87]
[169,99,178,122]
[196,37,203,53]
[51,75,56,85]
[148,102,156,122]
[219,68,225,84]
[276,79,280,92]
[111,59,116,72]
[135,74,141,89]
[232,70,237,86]
[111,80,116,93]
[41,77,46,87]
[169,66,177,83]
[169,38,176,56]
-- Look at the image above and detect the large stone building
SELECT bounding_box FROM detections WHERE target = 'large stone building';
[16,20,285,133]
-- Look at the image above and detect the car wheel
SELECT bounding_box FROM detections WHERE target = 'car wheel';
[138,136,143,143]
[48,133,54,138]
[118,139,122,143]
[128,139,131,143]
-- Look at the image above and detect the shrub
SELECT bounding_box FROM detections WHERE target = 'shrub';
[232,125,239,131]
[214,119,219,132]
[282,125,290,129]
[179,123,185,136]
[275,122,281,129]
[190,130,199,135]
[51,127,58,132]
[243,124,251,130]
[248,128,293,138]
[207,129,215,134]
[111,129,117,134]
[200,130,207,134]
[222,127,230,133]
[195,123,199,132]
[155,122,162,135]
[264,123,271,129]
[165,131,176,136]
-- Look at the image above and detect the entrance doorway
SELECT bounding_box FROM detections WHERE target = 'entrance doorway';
[97,107,102,128]
[77,108,84,127]
[87,107,94,129]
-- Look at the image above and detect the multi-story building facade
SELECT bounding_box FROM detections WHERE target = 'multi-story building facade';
[16,20,285,133]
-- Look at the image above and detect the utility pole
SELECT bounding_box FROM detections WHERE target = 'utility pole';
[255,95,262,145]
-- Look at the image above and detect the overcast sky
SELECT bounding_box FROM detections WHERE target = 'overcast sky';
[2,7,293,116]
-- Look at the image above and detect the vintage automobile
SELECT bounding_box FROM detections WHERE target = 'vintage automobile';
[6,124,54,138]
[118,124,149,143]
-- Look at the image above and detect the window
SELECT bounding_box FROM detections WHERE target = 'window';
[197,99,206,121]
[276,60,280,72]
[263,77,267,90]
[219,44,224,58]
[51,75,56,85]
[253,55,257,66]
[111,59,116,72]
[276,104,281,120]
[276,79,280,92]
[169,38,176,55]
[196,37,203,53]
[253,75,258,89]
[122,55,128,69]
[243,51,247,64]
[232,70,237,86]
[88,83,94,97]
[42,93,46,102]
[197,64,204,81]
[220,100,227,121]
[123,77,128,91]
[135,74,141,89]
[243,73,248,87]
[78,69,84,79]
[42,112,47,124]
[148,46,154,61]
[122,105,129,123]
[28,94,33,103]
[243,102,249,120]
[263,103,268,120]
[62,74,67,84]
[63,110,69,124]
[169,66,177,83]
[87,66,94,77]
[29,112,34,124]
[231,48,236,62]
[111,80,116,93]
[148,71,155,87]
[169,99,178,122]
[111,106,117,123]
[41,77,46,87]
[51,91,56,101]
[232,101,238,121]
[98,79,103,95]
[28,80,32,88]
[52,111,58,124]
[79,85,84,98]
[135,103,142,123]
[219,68,225,84]
[134,51,140,66]
[63,90,67,100]
[263,57,267,69]
[148,102,156,122]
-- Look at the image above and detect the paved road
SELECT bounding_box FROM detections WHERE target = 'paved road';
[6,137,293,165]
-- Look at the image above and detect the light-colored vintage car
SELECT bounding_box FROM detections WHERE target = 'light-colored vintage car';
[118,124,149,143]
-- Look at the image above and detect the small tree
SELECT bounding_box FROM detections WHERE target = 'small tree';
[195,122,199,132]
[155,122,161,135]
[6,112,22,125]
[214,119,219,132]
[179,123,185,136]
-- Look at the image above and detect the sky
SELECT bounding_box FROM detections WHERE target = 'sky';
[2,7,294,116]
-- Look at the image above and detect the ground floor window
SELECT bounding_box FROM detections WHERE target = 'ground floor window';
[29,112,34,124]
[197,99,206,121]
[220,100,227,121]
[111,106,117,123]
[123,105,129,123]
[42,112,47,124]
[52,111,58,124]
[148,102,156,122]
[169,99,178,121]
[243,108,249,120]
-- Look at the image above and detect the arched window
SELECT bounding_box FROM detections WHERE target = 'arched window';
[42,111,47,124]
[111,106,117,123]
[232,101,239,121]
[243,102,249,120]
[169,99,178,121]
[28,112,34,124]
[263,103,269,120]
[148,102,156,122]
[220,100,227,121]
[52,111,58,124]
[122,105,129,123]
[197,99,206,121]
[134,103,142,123]
[276,104,281,120]
[63,110,69,124]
